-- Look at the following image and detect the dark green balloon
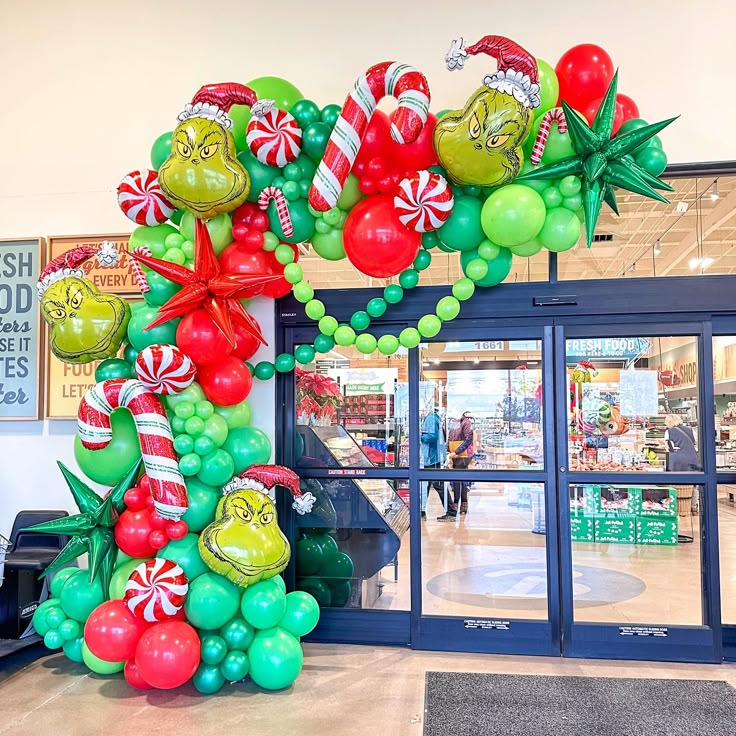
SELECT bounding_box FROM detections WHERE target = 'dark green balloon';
[320,551,354,580]
[398,269,419,289]
[200,635,228,665]
[237,149,278,203]
[460,247,513,288]
[294,344,316,364]
[254,361,276,380]
[366,298,387,318]
[95,359,134,382]
[438,196,485,252]
[59,570,105,622]
[150,131,173,170]
[413,250,432,270]
[384,284,403,304]
[197,449,235,486]
[248,627,303,690]
[313,334,335,353]
[635,146,668,176]
[194,663,226,694]
[302,122,331,161]
[349,311,371,331]
[220,650,249,682]
[328,580,352,607]
[220,616,255,652]
[161,533,209,581]
[182,478,220,532]
[222,427,272,473]
[296,537,324,576]
[123,343,139,365]
[269,198,315,244]
[127,305,179,351]
[290,99,321,127]
[297,577,332,607]
[422,231,440,250]
[144,271,181,307]
[275,353,296,373]
[321,104,342,127]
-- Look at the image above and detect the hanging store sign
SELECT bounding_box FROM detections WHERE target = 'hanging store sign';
[567,337,652,361]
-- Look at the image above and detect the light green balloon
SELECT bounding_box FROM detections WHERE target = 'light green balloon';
[417,314,442,338]
[477,239,501,261]
[462,247,513,288]
[481,185,546,247]
[337,174,363,210]
[509,238,544,257]
[452,278,475,301]
[377,334,399,355]
[538,207,582,252]
[311,229,346,261]
[180,212,233,255]
[215,399,252,429]
[399,328,420,348]
[534,59,559,119]
[82,641,125,674]
[436,296,461,322]
[246,77,303,111]
[355,333,378,354]
[129,224,178,257]
[202,413,229,447]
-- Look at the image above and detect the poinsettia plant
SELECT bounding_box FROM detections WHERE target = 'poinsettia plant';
[296,368,343,425]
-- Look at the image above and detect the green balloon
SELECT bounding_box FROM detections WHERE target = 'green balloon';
[337,174,363,210]
[63,636,84,663]
[437,196,484,252]
[200,635,228,665]
[82,641,124,674]
[59,570,105,622]
[562,193,583,211]
[95,358,134,382]
[313,534,339,563]
[215,399,252,429]
[161,533,209,581]
[635,146,668,176]
[481,184,546,247]
[302,122,331,161]
[150,131,173,170]
[296,537,324,576]
[477,239,501,261]
[559,175,582,197]
[461,247,513,287]
[221,650,250,681]
[58,618,81,641]
[320,551,354,580]
[534,59,559,119]
[524,110,583,164]
[220,616,255,651]
[247,76,303,111]
[366,298,387,318]
[296,577,331,606]
[334,325,355,346]
[509,238,544,257]
[290,99,321,127]
[44,630,64,649]
[185,572,242,630]
[269,198,315,244]
[32,597,62,636]
[201,413,229,447]
[294,344,316,365]
[129,223,178,256]
[275,353,296,373]
[180,212,232,255]
[436,296,461,322]
[143,272,181,307]
[229,104,252,152]
[109,558,148,599]
[384,284,403,304]
[355,333,377,355]
[328,580,352,607]
[464,257,489,282]
[254,361,276,381]
[399,328,420,349]
[538,207,582,252]
[399,269,419,289]
[377,334,399,355]
[45,606,66,629]
[197,449,235,486]
[236,149,278,201]
[127,304,179,351]
[417,314,441,338]
[240,579,287,630]
[222,427,272,473]
[179,453,202,476]
[193,663,226,694]
[452,278,475,301]
[248,627,304,690]
[280,591,320,638]
[182,478,221,532]
[314,334,335,353]
[414,250,432,270]
[50,568,78,599]
[74,409,141,485]
[272,575,286,594]
[312,228,345,260]
[617,118,658,154]
[542,186,563,209]
[515,159,550,193]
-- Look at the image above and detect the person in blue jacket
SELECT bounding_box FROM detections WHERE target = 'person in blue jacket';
[420,407,446,520]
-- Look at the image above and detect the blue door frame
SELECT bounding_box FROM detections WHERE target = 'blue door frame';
[276,274,736,661]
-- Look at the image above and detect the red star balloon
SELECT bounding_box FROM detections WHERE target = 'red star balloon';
[132,219,281,345]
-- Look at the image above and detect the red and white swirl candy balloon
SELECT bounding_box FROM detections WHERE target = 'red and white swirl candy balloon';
[394,170,454,232]
[124,558,188,622]
[246,109,302,168]
[135,345,196,395]
[117,169,175,226]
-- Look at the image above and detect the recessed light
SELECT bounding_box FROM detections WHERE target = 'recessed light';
[710,181,720,201]
[422,361,430,367]
[473,358,480,364]
[689,257,702,270]
[433,359,440,365]
[701,257,715,269]
[653,239,662,256]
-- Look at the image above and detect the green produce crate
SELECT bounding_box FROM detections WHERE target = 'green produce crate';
[570,516,595,542]
[636,517,678,545]
[594,516,636,543]
[638,487,677,517]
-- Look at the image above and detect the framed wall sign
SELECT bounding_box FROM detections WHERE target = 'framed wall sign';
[0,238,44,420]
[46,234,137,296]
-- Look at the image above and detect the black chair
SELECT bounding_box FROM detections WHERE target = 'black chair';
[0,510,69,639]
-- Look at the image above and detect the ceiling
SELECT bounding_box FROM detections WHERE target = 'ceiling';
[297,174,736,289]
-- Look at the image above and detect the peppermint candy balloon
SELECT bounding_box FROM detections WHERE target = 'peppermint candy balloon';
[117,169,175,226]
[135,345,196,395]
[246,108,302,168]
[124,558,188,622]
[394,170,454,232]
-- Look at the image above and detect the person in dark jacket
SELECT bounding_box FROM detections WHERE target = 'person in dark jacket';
[438,411,474,521]
[421,408,446,520]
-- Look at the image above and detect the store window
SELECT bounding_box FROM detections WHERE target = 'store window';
[718,484,736,624]
[569,483,702,625]
[418,340,544,472]
[567,336,700,473]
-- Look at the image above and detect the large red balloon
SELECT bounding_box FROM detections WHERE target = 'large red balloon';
[391,111,438,174]
[616,94,640,126]
[354,110,394,171]
[176,309,233,366]
[114,509,156,558]
[124,658,152,690]
[84,599,149,662]
[134,621,200,690]
[232,321,261,361]
[343,195,421,278]
[198,356,252,406]
[556,44,615,112]
[219,242,273,277]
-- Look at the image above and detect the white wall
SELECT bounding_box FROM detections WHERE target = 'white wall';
[0,0,732,530]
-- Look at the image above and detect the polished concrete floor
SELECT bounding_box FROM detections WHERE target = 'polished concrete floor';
[1,643,735,736]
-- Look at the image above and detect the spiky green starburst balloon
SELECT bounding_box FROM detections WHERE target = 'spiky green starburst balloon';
[23,459,142,596]
[517,71,678,247]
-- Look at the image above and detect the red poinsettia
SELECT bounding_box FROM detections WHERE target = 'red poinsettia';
[296,368,342,419]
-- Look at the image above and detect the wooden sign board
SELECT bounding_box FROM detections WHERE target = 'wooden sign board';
[0,239,44,420]
[46,234,137,296]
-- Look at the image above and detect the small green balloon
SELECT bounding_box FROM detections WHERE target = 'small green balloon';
[184,416,205,436]
[296,537,324,576]
[461,248,513,287]
[305,299,326,320]
[290,99,321,127]
[193,663,226,694]
[355,333,378,355]
[399,327,420,348]
[248,627,303,690]
[377,334,399,355]
[221,650,250,682]
[313,334,335,353]
[222,426,272,473]
[452,278,475,301]
[161,533,209,581]
[328,580,352,607]
[123,344,139,365]
[193,436,215,457]
[241,579,287,630]
[58,618,81,641]
[538,207,582,252]
[333,325,355,346]
[43,630,63,650]
[296,577,332,606]
[318,316,338,336]
[384,284,403,304]
[150,131,173,170]
[284,263,303,284]
[417,314,442,338]
[366,298,387,318]
[81,641,124,675]
[312,228,346,261]
[197,449,235,486]
[131,223,179,255]
[180,453,203,476]
[477,239,501,261]
[509,238,544,257]
[413,250,432,270]
[349,311,370,331]
[436,296,461,321]
[302,121,331,161]
[174,434,195,455]
[185,572,242,630]
[280,591,320,638]
[215,399,252,429]
[63,636,84,663]
[481,184,546,247]
[201,635,228,665]
[437,196,485,252]
[559,175,582,197]
[95,358,134,382]
[542,186,563,209]
[562,193,583,211]
[109,558,148,599]
[464,257,489,282]
[237,149,278,200]
[220,616,255,652]
[50,568,79,599]
[398,269,420,289]
[180,212,232,255]
[275,353,297,372]
[254,361,276,381]
[32,598,62,636]
[635,146,668,176]
[321,551,354,580]
[294,344,316,364]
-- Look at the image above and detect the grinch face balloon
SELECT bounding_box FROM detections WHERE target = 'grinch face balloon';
[434,86,532,187]
[42,277,130,364]
[199,489,290,588]
[159,115,249,221]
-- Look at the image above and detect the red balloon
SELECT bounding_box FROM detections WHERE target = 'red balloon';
[556,44,615,111]
[262,245,298,299]
[166,520,188,541]
[176,309,233,367]
[219,242,273,277]
[391,111,439,173]
[123,487,148,512]
[616,93,640,125]
[124,659,152,690]
[198,356,253,406]
[583,96,624,136]
[84,599,149,662]
[134,621,200,690]
[343,195,421,278]
[232,320,261,361]
[115,508,156,558]
[231,201,259,226]
[354,110,394,169]
[148,530,168,550]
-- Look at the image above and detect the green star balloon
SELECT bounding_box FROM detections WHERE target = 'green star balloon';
[517,71,678,247]
[23,458,142,596]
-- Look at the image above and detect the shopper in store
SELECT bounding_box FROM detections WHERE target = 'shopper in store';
[665,414,701,515]
[438,411,474,521]
[421,407,446,520]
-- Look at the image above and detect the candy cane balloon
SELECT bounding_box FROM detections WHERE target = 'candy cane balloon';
[309,61,431,212]
[258,187,294,236]
[78,378,188,519]
[530,108,567,165]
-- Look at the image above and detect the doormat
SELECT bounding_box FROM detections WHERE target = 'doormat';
[424,672,736,736]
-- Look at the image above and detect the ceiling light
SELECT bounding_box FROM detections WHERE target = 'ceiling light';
[689,257,702,270]
[710,181,720,201]
[433,358,440,365]
[422,361,430,368]
[473,358,480,364]
[653,239,662,256]
[675,201,689,213]
[700,257,715,270]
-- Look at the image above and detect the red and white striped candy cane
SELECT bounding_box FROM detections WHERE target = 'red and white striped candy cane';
[308,61,431,212]
[78,378,188,520]
[258,187,294,237]
[530,108,567,165]
[130,246,151,294]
